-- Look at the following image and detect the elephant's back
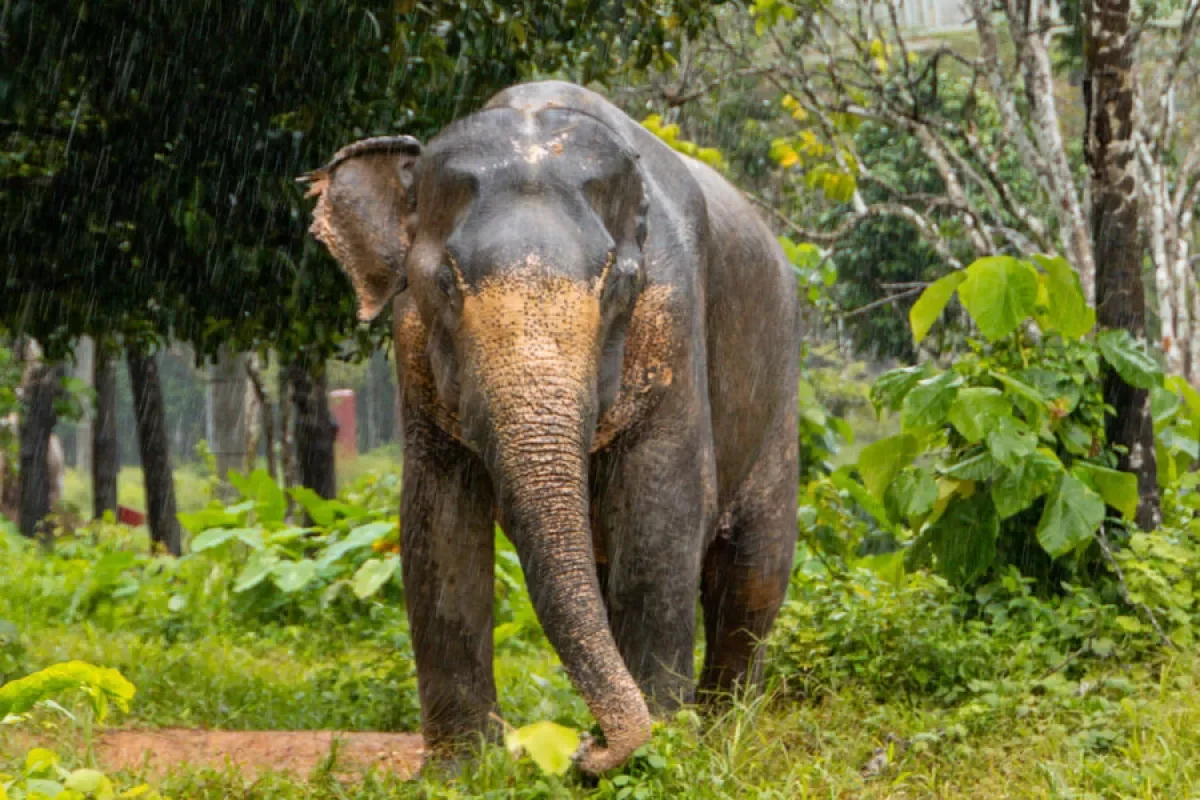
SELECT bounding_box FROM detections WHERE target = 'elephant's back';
[682,157,801,507]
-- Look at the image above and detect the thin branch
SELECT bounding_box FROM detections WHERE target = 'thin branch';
[839,286,924,318]
[1096,525,1180,652]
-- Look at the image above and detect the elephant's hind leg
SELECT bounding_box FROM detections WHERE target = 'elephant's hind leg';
[699,421,797,699]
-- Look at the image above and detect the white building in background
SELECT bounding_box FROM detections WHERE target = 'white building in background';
[896,0,973,32]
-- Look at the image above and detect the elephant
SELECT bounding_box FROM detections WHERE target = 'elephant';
[301,81,800,774]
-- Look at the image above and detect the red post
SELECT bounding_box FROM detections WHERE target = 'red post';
[329,389,358,462]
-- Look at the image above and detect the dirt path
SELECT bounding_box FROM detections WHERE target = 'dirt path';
[94,729,425,780]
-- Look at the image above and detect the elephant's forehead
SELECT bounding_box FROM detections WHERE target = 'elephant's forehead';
[426,107,632,187]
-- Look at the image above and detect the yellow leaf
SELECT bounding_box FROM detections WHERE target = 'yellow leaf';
[781,93,799,110]
[119,787,154,799]
[779,150,800,168]
[791,107,808,121]
[504,720,580,776]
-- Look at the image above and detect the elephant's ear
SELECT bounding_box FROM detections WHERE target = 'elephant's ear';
[299,135,422,322]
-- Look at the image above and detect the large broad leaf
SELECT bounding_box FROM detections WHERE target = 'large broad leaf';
[504,720,580,776]
[885,466,938,522]
[922,491,999,586]
[857,433,920,502]
[947,387,1011,443]
[871,365,928,413]
[1032,254,1095,338]
[290,486,338,527]
[1097,329,1163,389]
[991,449,1063,519]
[0,661,135,720]
[830,466,892,527]
[1151,385,1182,426]
[177,503,241,534]
[1037,473,1105,557]
[910,272,966,344]
[352,556,400,599]
[941,450,1001,481]
[190,527,262,553]
[957,256,1039,341]
[228,468,287,524]
[1072,462,1139,521]
[233,551,281,593]
[985,416,1037,468]
[317,521,397,568]
[902,371,960,429]
[272,560,318,593]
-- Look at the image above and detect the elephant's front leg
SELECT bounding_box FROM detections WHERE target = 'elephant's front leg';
[592,420,717,709]
[401,413,498,754]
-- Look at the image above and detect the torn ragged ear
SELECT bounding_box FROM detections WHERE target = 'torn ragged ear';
[299,135,422,322]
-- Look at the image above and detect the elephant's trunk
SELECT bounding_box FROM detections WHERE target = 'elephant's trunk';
[490,381,650,773]
[460,274,652,773]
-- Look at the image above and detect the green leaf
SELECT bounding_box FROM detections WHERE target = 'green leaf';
[289,487,337,527]
[177,504,240,533]
[922,491,999,586]
[1151,385,1182,426]
[351,556,400,599]
[991,449,1063,518]
[65,768,113,796]
[504,720,581,776]
[272,560,318,593]
[947,387,1011,443]
[189,528,238,552]
[317,521,397,568]
[871,365,928,412]
[957,256,1039,340]
[941,450,1001,481]
[0,662,135,720]
[228,469,287,523]
[830,466,892,527]
[854,550,906,587]
[857,433,920,502]
[232,551,281,593]
[1072,462,1139,521]
[902,371,960,429]
[986,416,1037,468]
[885,466,937,522]
[1097,329,1163,389]
[1037,474,1105,557]
[1032,254,1095,338]
[24,748,59,776]
[910,272,966,344]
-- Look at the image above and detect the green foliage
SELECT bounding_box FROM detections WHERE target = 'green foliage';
[0,662,133,722]
[844,254,1157,588]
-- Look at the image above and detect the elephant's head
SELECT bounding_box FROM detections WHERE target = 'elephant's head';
[301,107,652,772]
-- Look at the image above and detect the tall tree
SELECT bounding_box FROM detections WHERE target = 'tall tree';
[289,362,338,501]
[1084,0,1160,528]
[91,345,119,519]
[18,359,60,540]
[127,348,182,555]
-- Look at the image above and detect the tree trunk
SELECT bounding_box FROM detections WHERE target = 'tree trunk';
[18,360,61,540]
[127,347,182,555]
[279,367,296,521]
[92,346,119,520]
[289,361,337,500]
[74,337,94,470]
[1085,0,1160,528]
[246,355,278,482]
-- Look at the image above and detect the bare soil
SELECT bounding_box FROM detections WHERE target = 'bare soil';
[93,728,425,780]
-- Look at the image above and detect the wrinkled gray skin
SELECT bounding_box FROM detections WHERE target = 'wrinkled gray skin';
[302,81,799,774]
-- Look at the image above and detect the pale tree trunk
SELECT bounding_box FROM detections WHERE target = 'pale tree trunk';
[243,355,261,475]
[74,337,94,470]
[246,356,278,482]
[1005,0,1097,300]
[128,347,182,555]
[1085,0,1160,529]
[207,346,249,495]
[92,346,119,519]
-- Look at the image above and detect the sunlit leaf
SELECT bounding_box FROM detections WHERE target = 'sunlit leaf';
[1072,462,1139,520]
[504,720,580,776]
[857,433,919,502]
[1097,329,1163,389]
[352,556,400,599]
[1032,254,1094,338]
[909,272,965,344]
[957,256,1039,341]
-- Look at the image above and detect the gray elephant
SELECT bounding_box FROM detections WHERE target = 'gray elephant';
[302,81,799,773]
